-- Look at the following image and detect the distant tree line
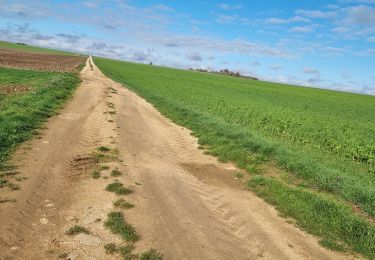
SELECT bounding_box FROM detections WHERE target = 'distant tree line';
[189,68,258,80]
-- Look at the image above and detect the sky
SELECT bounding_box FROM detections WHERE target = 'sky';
[1,0,375,95]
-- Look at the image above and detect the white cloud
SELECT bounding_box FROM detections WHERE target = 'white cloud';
[295,9,337,19]
[218,3,242,10]
[345,5,375,25]
[264,18,290,24]
[290,26,314,33]
[268,65,282,70]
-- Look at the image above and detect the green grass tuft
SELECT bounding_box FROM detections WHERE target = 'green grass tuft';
[98,146,111,152]
[111,169,122,177]
[140,249,163,260]
[66,225,90,236]
[104,243,117,254]
[106,181,132,195]
[91,170,101,179]
[113,198,134,209]
[104,211,138,242]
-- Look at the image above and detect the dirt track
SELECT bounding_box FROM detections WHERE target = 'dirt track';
[0,58,355,259]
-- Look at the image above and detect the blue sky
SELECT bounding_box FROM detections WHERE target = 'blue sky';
[1,0,375,94]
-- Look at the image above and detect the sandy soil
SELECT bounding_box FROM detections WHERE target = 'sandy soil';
[0,57,357,259]
[0,48,84,72]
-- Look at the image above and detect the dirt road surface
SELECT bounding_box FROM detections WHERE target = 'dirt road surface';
[0,57,355,259]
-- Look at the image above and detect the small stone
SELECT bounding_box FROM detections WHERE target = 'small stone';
[40,217,49,225]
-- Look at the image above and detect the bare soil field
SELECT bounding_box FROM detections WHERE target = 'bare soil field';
[0,48,85,72]
[0,58,358,259]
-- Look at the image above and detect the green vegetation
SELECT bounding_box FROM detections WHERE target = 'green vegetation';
[140,249,163,260]
[0,41,75,55]
[104,243,118,254]
[106,180,133,195]
[249,176,375,257]
[100,165,110,170]
[0,67,80,171]
[91,170,101,179]
[104,211,139,242]
[114,198,134,209]
[95,57,375,258]
[98,146,111,152]
[66,225,90,235]
[104,243,135,258]
[111,169,122,177]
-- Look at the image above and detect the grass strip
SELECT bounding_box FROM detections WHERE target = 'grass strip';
[248,176,375,258]
[0,67,80,170]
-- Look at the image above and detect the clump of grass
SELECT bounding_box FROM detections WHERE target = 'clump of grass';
[92,152,118,163]
[319,238,347,252]
[0,171,18,178]
[118,244,136,258]
[104,243,117,254]
[114,198,134,209]
[98,146,111,152]
[104,212,138,242]
[91,170,101,179]
[246,164,263,174]
[111,169,122,177]
[100,165,110,170]
[140,249,163,260]
[108,111,116,115]
[106,181,132,195]
[104,243,135,258]
[66,225,89,236]
[0,178,7,188]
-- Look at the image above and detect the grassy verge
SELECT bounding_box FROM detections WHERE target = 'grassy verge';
[249,176,375,258]
[0,67,80,171]
[94,57,375,258]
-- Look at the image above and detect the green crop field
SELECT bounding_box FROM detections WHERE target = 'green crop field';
[0,67,80,176]
[95,57,375,258]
